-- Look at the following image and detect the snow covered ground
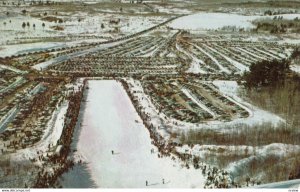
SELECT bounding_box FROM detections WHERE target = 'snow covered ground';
[0,10,168,47]
[0,39,107,58]
[252,179,300,189]
[226,143,300,175]
[119,16,165,34]
[169,13,259,30]
[0,15,56,45]
[291,65,300,73]
[175,43,206,74]
[169,12,300,31]
[212,80,283,127]
[73,80,205,188]
[153,6,192,15]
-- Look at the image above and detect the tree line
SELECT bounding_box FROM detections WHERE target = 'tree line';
[243,59,290,88]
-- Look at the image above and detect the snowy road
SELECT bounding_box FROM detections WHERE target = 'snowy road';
[74,80,205,188]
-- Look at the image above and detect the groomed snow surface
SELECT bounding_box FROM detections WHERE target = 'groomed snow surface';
[73,80,205,188]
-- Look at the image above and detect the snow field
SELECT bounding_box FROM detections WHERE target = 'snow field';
[169,13,259,30]
[169,12,300,31]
